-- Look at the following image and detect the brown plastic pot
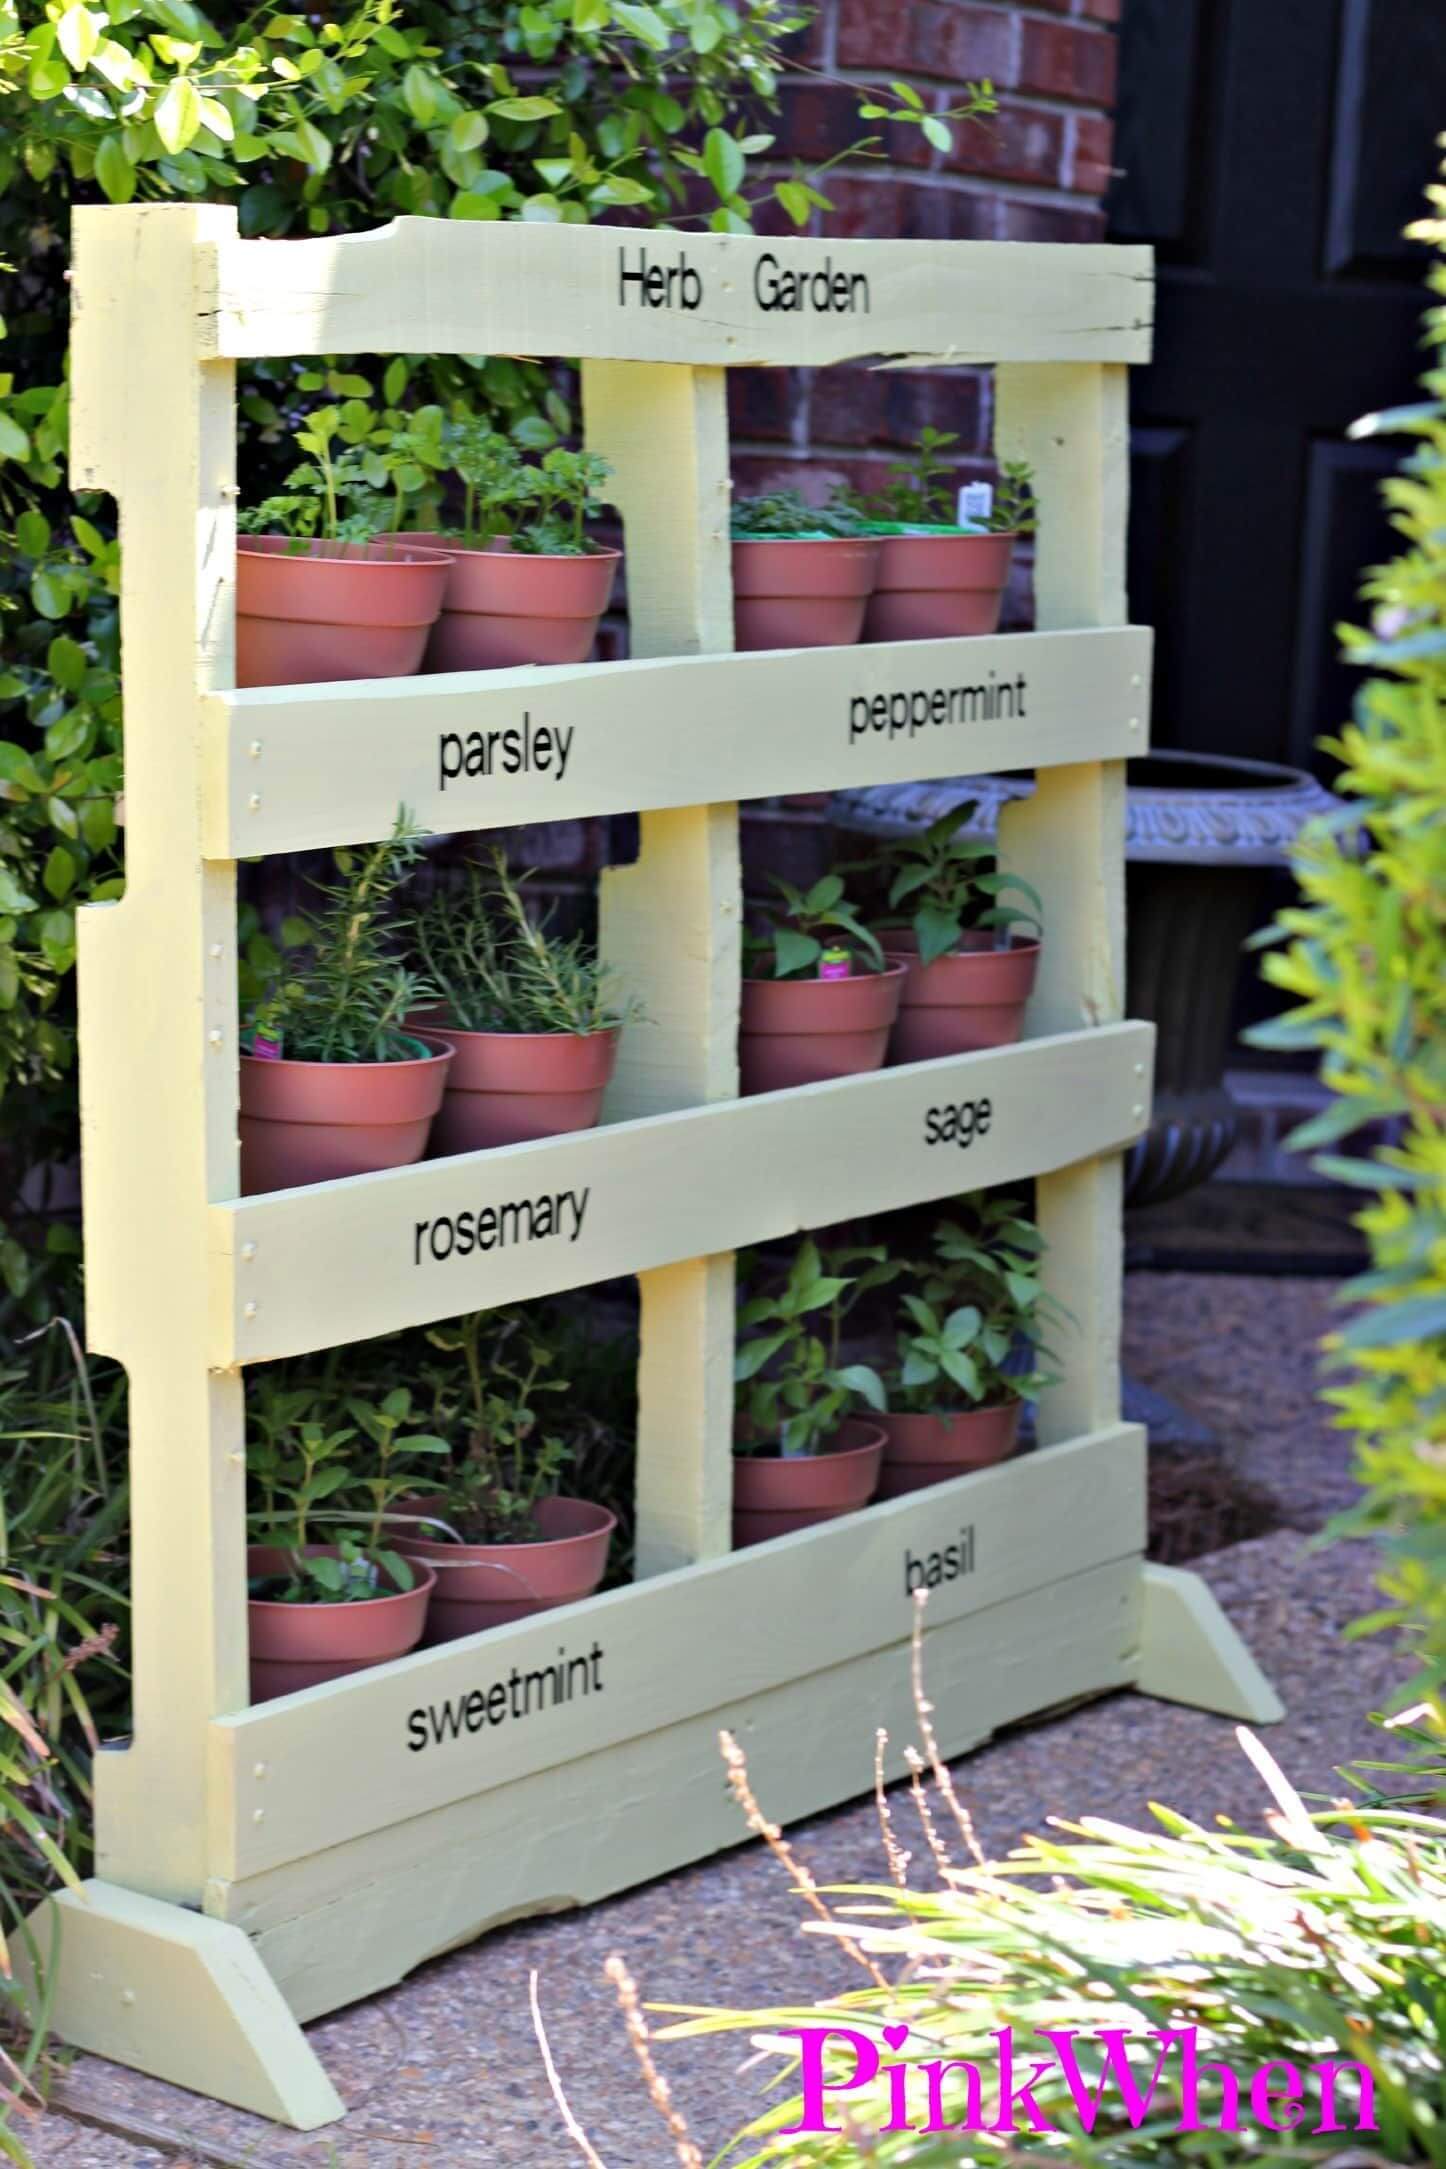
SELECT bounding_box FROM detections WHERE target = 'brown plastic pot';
[239,1041,454,1194]
[883,929,1041,1061]
[247,1546,437,1702]
[739,964,905,1095]
[411,1022,619,1152]
[415,536,621,670]
[236,536,453,687]
[400,1496,616,1640]
[732,535,881,651]
[864,529,1016,643]
[876,1402,1021,1500]
[732,1419,886,1547]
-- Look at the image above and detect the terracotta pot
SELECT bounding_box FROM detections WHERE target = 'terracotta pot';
[236,536,453,687]
[732,535,881,651]
[864,529,1016,643]
[732,1419,886,1547]
[739,965,905,1095]
[876,1402,1021,1500]
[411,1023,619,1152]
[416,537,621,669]
[247,1545,436,1701]
[239,1041,454,1194]
[883,928,1041,1061]
[400,1496,616,1639]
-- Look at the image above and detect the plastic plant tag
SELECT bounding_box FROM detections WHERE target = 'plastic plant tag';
[959,480,993,524]
[250,1027,284,1061]
[818,945,852,980]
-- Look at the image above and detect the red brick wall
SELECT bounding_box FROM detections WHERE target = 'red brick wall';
[730,0,1121,625]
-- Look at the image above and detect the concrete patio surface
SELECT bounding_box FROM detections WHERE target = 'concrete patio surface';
[29,1270,1410,2169]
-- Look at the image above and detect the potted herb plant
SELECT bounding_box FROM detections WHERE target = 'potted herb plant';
[733,1240,888,1547]
[404,847,638,1152]
[739,874,905,1095]
[873,803,1043,1060]
[245,1382,445,1701]
[418,428,622,670]
[239,818,454,1194]
[877,1197,1064,1497]
[237,405,453,686]
[395,1307,615,1639]
[851,430,1036,643]
[730,489,881,651]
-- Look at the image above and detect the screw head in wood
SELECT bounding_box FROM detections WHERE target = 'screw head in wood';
[208,1030,222,1048]
[241,1242,256,1262]
[243,1300,258,1319]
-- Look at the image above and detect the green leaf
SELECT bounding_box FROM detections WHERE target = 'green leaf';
[16,509,51,555]
[154,74,202,154]
[0,869,37,914]
[94,130,136,202]
[487,94,561,121]
[774,179,810,227]
[449,190,503,221]
[921,114,952,152]
[401,63,438,124]
[703,126,744,199]
[57,3,102,67]
[31,568,72,620]
[773,927,819,977]
[573,0,610,26]
[831,1363,887,1412]
[1339,1294,1446,1350]
[43,846,75,901]
[914,903,963,965]
[0,413,30,462]
[612,0,670,47]
[448,110,489,151]
[46,636,87,692]
[890,78,924,107]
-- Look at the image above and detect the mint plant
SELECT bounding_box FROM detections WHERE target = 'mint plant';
[241,813,436,1063]
[876,804,1043,965]
[405,847,639,1036]
[744,874,886,981]
[246,1381,447,1604]
[735,1240,886,1458]
[850,431,1037,534]
[419,1307,574,1544]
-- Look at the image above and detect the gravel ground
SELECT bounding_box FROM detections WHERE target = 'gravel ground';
[29,1271,1403,2169]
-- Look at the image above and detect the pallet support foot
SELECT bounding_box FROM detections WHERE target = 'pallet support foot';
[1134,1561,1284,1723]
[18,1880,344,2131]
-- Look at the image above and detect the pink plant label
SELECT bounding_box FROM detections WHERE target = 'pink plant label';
[250,1029,283,1061]
[818,948,852,980]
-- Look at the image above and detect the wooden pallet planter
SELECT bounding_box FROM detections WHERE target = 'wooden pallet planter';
[35,206,1280,2132]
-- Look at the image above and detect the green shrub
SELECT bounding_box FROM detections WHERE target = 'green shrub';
[1247,167,1446,1704]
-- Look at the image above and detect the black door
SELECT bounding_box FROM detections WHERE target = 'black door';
[1108,0,1446,774]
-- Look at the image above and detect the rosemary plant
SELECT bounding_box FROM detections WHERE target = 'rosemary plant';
[241,815,436,1064]
[406,848,637,1037]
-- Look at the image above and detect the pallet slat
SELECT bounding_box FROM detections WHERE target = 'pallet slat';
[208,1425,1145,1881]
[211,1021,1154,1367]
[203,224,1154,366]
[203,626,1152,859]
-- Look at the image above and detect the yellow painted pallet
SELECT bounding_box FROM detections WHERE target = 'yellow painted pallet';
[34,207,1279,2130]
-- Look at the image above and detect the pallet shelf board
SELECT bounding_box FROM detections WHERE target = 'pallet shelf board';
[202,625,1153,859]
[211,1021,1155,1368]
[208,1424,1145,1882]
[202,221,1154,367]
[222,1557,1145,2023]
